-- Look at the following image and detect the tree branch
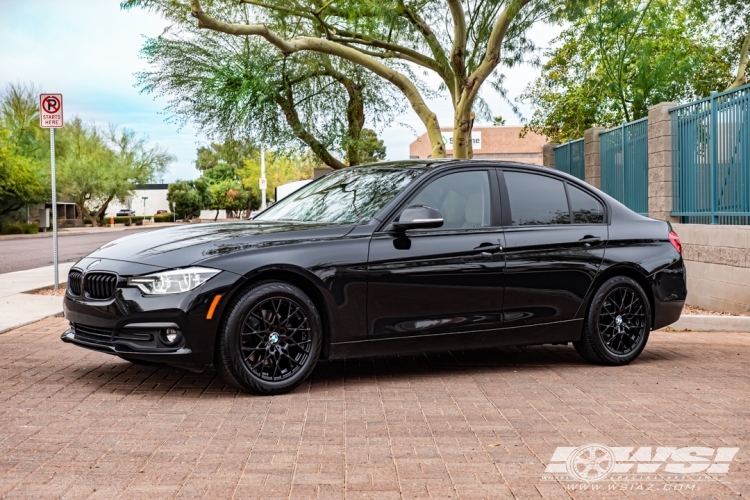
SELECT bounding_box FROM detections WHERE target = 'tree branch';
[464,0,531,103]
[189,0,446,157]
[728,26,750,91]
[447,0,467,77]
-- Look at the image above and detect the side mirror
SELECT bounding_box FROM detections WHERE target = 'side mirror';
[393,205,444,231]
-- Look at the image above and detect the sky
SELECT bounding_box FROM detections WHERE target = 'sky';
[1,1,559,182]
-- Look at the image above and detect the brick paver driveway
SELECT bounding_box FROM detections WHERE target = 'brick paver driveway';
[0,318,748,499]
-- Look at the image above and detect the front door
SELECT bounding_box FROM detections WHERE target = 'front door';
[367,169,506,339]
[499,169,608,328]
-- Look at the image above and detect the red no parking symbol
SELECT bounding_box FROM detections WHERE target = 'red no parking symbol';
[41,95,60,114]
[39,93,63,128]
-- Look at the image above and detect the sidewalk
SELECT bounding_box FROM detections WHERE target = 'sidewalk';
[0,263,74,333]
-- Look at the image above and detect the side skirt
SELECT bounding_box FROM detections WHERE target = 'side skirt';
[328,319,583,360]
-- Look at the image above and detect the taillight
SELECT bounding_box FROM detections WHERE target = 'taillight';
[669,231,682,254]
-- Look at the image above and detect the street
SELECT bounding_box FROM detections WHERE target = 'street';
[0,227,168,273]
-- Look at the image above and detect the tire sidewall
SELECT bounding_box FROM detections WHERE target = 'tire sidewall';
[220,282,322,394]
[587,276,651,365]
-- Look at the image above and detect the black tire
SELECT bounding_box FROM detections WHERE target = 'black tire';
[216,281,322,395]
[574,276,651,365]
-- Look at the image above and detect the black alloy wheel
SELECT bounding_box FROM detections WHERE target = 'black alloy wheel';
[239,297,313,382]
[574,276,651,366]
[598,287,646,356]
[217,281,322,395]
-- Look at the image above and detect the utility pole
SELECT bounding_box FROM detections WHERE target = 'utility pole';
[260,147,267,211]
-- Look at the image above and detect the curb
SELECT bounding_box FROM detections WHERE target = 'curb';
[667,314,750,332]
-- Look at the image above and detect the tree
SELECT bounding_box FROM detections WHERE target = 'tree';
[703,0,750,90]
[56,119,173,226]
[128,5,400,168]
[124,0,563,159]
[238,150,314,205]
[521,0,734,142]
[167,179,213,220]
[0,83,48,216]
[0,130,47,216]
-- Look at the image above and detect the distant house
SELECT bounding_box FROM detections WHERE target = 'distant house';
[409,126,547,165]
[106,184,171,217]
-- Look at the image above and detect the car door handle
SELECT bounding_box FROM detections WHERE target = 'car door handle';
[474,243,503,255]
[579,235,602,247]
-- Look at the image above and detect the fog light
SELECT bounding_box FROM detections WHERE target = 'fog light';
[161,328,182,346]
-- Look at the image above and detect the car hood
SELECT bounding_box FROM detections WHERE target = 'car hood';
[87,220,356,269]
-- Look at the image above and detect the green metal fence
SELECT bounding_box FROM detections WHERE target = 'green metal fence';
[554,138,584,180]
[670,83,750,224]
[600,118,649,215]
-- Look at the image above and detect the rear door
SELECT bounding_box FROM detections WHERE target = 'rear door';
[366,168,506,339]
[499,169,608,328]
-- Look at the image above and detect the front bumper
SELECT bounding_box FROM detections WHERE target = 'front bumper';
[62,258,245,371]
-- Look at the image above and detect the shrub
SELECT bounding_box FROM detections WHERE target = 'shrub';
[1,222,39,235]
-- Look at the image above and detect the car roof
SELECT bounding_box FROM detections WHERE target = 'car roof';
[352,159,584,183]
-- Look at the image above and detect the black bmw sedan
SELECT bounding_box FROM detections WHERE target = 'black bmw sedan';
[62,160,687,394]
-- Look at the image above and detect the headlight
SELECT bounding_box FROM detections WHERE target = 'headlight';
[127,267,221,295]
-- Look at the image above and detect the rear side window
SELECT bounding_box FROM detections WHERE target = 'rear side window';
[568,184,604,224]
[504,171,570,226]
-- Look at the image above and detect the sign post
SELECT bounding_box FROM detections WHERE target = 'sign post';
[260,147,267,210]
[39,94,64,290]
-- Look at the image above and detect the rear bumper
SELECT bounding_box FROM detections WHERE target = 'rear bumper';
[650,259,688,330]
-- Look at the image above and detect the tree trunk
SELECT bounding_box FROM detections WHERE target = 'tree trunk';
[77,201,98,227]
[95,195,115,227]
[728,27,750,91]
[214,210,219,222]
[452,101,474,159]
[344,82,365,165]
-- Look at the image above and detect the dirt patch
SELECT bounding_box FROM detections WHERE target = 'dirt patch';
[26,284,67,296]
[682,304,750,317]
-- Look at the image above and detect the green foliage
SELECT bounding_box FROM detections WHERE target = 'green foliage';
[110,214,175,224]
[167,179,213,220]
[131,4,398,167]
[0,84,48,216]
[56,119,173,226]
[344,129,386,165]
[0,222,39,235]
[521,0,734,142]
[238,150,314,205]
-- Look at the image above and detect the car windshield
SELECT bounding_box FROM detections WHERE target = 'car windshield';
[255,166,425,223]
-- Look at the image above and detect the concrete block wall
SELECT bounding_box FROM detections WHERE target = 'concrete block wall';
[673,223,750,314]
[542,143,557,169]
[583,127,606,189]
[647,102,679,223]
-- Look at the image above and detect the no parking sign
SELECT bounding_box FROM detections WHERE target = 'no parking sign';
[39,94,63,128]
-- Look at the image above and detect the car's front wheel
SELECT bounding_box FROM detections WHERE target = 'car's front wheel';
[216,281,322,395]
[574,276,651,365]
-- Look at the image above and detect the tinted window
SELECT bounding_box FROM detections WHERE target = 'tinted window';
[505,171,570,226]
[568,184,604,223]
[409,171,491,229]
[256,166,423,223]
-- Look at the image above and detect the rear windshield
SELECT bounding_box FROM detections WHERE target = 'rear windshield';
[255,166,424,223]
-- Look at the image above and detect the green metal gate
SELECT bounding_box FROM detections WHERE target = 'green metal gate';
[670,84,750,224]
[600,118,649,215]
[554,139,584,180]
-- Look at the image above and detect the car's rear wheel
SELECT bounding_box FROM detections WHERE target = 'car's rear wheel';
[574,276,651,365]
[216,281,322,395]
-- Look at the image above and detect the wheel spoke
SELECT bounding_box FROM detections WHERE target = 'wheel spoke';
[238,295,313,382]
[598,286,646,356]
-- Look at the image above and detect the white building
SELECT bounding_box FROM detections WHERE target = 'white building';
[106,184,170,217]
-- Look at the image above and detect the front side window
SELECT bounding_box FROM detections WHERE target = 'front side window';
[255,166,424,223]
[409,170,491,230]
[505,171,570,226]
[568,184,604,223]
